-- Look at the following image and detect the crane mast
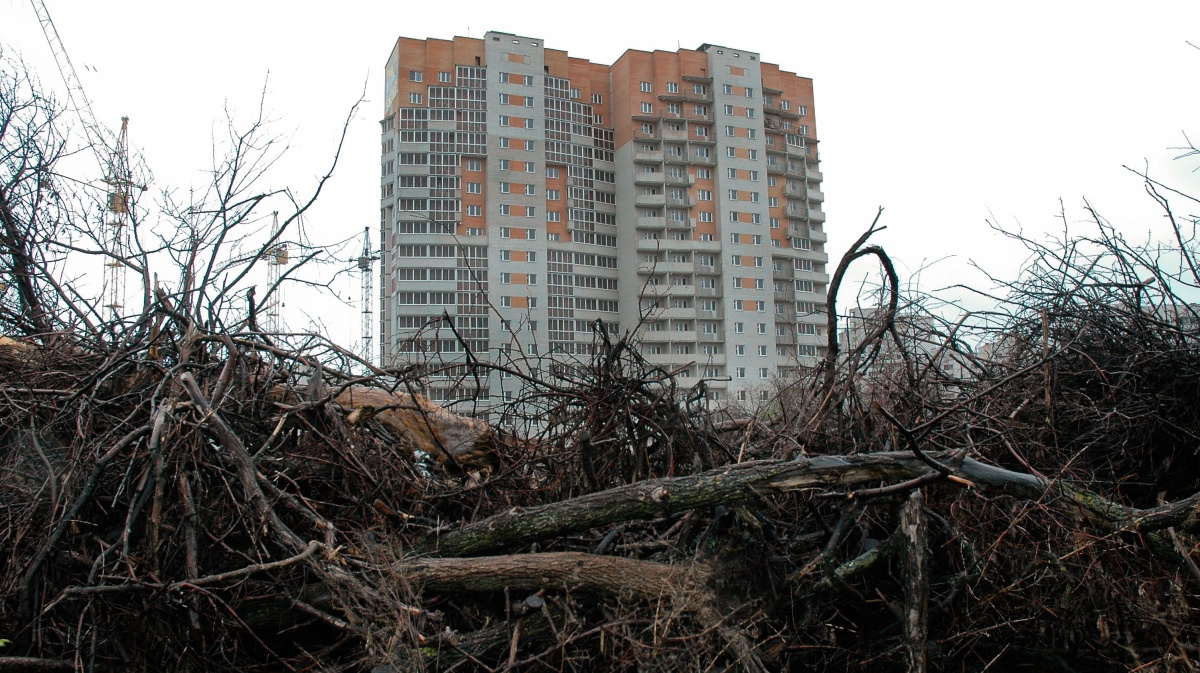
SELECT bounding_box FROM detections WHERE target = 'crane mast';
[358,228,379,368]
[31,0,134,319]
[265,211,288,332]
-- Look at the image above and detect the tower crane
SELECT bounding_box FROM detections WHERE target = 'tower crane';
[30,1,137,319]
[264,211,288,332]
[358,227,380,368]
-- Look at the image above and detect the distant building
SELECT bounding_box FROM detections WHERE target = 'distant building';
[379,31,829,408]
[840,306,972,386]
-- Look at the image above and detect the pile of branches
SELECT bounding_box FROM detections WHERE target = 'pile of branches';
[5,58,1200,671]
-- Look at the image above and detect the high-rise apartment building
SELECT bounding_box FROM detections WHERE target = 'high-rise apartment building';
[380,31,828,407]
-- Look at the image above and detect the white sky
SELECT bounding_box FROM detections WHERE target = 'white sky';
[4,0,1200,348]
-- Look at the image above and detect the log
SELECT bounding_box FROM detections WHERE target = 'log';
[401,551,707,601]
[425,450,1200,557]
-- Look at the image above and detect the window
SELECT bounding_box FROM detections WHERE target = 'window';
[525,184,536,196]
[735,345,746,356]
[749,169,759,181]
[498,93,510,105]
[546,211,561,222]
[725,125,736,137]
[727,168,737,179]
[499,137,510,149]
[754,256,764,267]
[726,147,737,158]
[698,190,712,201]
[759,367,769,379]
[736,367,747,379]
[466,205,482,217]
[499,182,511,194]
[747,108,756,119]
[499,204,511,215]
[799,105,808,116]
[438,71,451,83]
[694,84,707,95]
[500,227,511,238]
[526,228,536,239]
[768,197,778,208]
[527,274,537,285]
[525,162,536,173]
[466,227,482,236]
[723,84,733,95]
[781,100,791,111]
[547,189,560,200]
[525,206,536,218]
[758,345,768,356]
[547,166,560,178]
[698,211,713,222]
[757,323,767,334]
[640,81,652,92]
[524,118,535,129]
[735,322,745,334]
[499,159,510,171]
[527,252,537,262]
[466,159,482,171]
[640,102,653,114]
[731,255,742,266]
[467,182,482,194]
[500,272,512,283]
[667,82,679,93]
[752,235,763,246]
[641,123,654,136]
[499,115,510,127]
[528,343,538,355]
[592,93,604,104]
[409,92,423,104]
[409,70,423,82]
[524,139,536,151]
[724,104,734,115]
[745,87,755,99]
[695,126,709,137]
[728,189,739,201]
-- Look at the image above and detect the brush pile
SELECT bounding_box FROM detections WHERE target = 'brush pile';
[5,58,1200,671]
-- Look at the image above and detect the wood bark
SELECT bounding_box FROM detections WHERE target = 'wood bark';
[901,490,928,673]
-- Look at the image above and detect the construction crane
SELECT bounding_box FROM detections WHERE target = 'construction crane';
[30,1,136,319]
[358,227,380,368]
[264,211,288,332]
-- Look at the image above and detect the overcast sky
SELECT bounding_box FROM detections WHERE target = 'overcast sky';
[5,0,1200,348]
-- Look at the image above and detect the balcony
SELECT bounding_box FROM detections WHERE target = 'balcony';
[634,149,664,164]
[635,193,666,208]
[809,228,828,243]
[665,174,695,186]
[641,331,674,343]
[807,209,826,223]
[660,307,698,320]
[667,197,696,209]
[634,172,664,186]
[772,266,795,280]
[808,169,823,181]
[784,183,805,198]
[637,217,666,230]
[662,128,689,141]
[807,189,824,203]
[690,155,716,166]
